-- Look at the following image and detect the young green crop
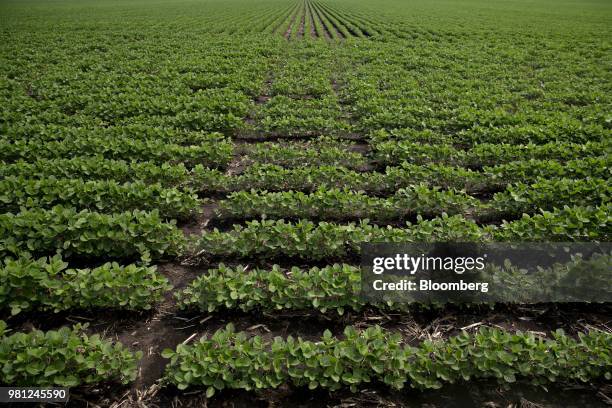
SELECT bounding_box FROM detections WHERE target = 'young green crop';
[238,137,368,169]
[163,324,612,393]
[1,0,611,400]
[0,177,201,220]
[1,255,171,315]
[216,185,479,221]
[0,158,195,186]
[491,178,611,217]
[0,206,185,260]
[0,135,233,169]
[177,253,611,314]
[3,124,225,146]
[176,263,365,314]
[373,140,607,167]
[193,216,486,261]
[204,163,487,195]
[194,205,609,261]
[494,205,611,242]
[0,321,141,387]
[484,157,610,185]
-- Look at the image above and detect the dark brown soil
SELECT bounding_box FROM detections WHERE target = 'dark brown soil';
[346,142,371,154]
[178,203,217,237]
[256,95,271,104]
[112,262,198,390]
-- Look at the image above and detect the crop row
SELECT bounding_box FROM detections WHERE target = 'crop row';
[1,255,170,315]
[0,321,140,387]
[372,140,606,168]
[0,206,184,261]
[176,263,362,314]
[200,158,609,194]
[1,124,223,146]
[163,324,611,393]
[191,158,608,195]
[215,178,609,221]
[194,205,610,261]
[176,252,610,314]
[491,177,610,218]
[370,122,608,146]
[215,185,478,221]
[0,158,200,187]
[0,134,232,169]
[5,195,602,268]
[2,156,605,197]
[236,137,368,169]
[0,177,200,219]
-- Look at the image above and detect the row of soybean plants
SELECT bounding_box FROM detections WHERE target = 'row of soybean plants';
[4,320,609,390]
[161,324,611,394]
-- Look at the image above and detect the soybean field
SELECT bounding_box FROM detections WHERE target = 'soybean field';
[0,0,611,406]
